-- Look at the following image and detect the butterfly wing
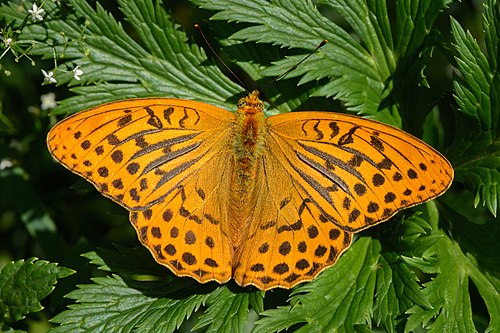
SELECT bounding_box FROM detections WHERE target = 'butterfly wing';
[266,111,453,232]
[47,98,236,284]
[234,111,453,289]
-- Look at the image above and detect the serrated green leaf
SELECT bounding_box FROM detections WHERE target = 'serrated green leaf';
[405,227,500,333]
[455,157,500,217]
[394,0,452,57]
[193,0,399,123]
[397,206,443,256]
[323,0,395,73]
[193,286,258,333]
[389,0,453,137]
[248,290,265,314]
[449,0,500,218]
[373,252,428,332]
[0,258,73,323]
[398,209,441,274]
[483,1,500,70]
[404,202,500,333]
[52,247,260,333]
[49,273,211,333]
[372,214,439,332]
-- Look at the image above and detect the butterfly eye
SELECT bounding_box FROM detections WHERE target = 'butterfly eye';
[238,99,246,107]
[257,102,265,109]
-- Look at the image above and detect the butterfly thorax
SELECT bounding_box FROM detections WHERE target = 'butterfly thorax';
[233,90,267,184]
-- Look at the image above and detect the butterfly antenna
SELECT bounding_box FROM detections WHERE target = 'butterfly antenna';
[195,24,248,92]
[262,39,328,90]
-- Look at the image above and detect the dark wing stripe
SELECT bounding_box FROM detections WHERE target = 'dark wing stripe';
[298,142,365,182]
[353,127,425,167]
[141,142,202,175]
[333,144,383,168]
[265,137,339,209]
[131,134,200,159]
[140,154,209,209]
[295,151,351,194]
[290,163,336,207]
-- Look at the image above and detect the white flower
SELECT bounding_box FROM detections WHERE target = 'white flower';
[3,37,12,48]
[28,3,45,22]
[41,92,57,110]
[0,159,13,170]
[72,66,83,80]
[41,69,57,84]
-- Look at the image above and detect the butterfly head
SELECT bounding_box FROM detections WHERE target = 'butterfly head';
[237,90,265,115]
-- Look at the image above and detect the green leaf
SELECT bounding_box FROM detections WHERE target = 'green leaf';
[394,0,453,57]
[0,258,73,323]
[449,0,500,217]
[403,200,500,333]
[51,245,211,332]
[193,286,250,333]
[193,0,398,123]
[373,212,439,332]
[49,275,209,333]
[248,290,265,315]
[405,225,500,333]
[50,247,260,333]
[391,0,453,137]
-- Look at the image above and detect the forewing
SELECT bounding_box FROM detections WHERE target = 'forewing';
[47,98,233,209]
[266,111,453,232]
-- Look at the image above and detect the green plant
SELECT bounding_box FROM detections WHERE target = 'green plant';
[0,0,498,332]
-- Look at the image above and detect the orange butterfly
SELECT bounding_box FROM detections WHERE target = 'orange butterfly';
[47,90,453,290]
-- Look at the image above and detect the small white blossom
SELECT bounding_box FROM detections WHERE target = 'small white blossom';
[41,92,57,110]
[28,3,45,22]
[42,69,57,84]
[3,37,12,48]
[0,159,13,170]
[72,66,83,80]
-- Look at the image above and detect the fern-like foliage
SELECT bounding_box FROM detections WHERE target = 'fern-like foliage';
[0,0,499,332]
[449,2,500,218]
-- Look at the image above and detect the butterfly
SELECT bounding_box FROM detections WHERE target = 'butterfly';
[47,90,453,290]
